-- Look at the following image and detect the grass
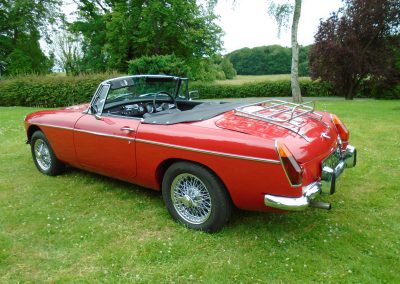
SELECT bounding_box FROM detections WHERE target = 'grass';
[0,100,399,283]
[215,74,310,85]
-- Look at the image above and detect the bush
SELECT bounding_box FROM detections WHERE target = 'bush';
[220,57,237,79]
[371,84,400,99]
[191,79,334,99]
[215,71,226,80]
[0,74,338,108]
[0,73,117,107]
[188,58,220,82]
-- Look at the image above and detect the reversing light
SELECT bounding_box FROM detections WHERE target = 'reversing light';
[331,114,349,142]
[276,141,303,186]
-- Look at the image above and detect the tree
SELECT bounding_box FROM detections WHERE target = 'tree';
[70,0,223,74]
[289,0,302,103]
[268,0,303,102]
[69,1,107,73]
[211,0,304,99]
[0,0,61,75]
[51,31,83,75]
[309,0,400,100]
[0,61,6,77]
[228,45,310,75]
[128,54,189,77]
[228,47,266,75]
[220,57,237,79]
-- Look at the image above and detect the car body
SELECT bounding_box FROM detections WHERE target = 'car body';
[25,75,357,232]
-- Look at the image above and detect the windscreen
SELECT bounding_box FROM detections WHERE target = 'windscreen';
[105,77,178,107]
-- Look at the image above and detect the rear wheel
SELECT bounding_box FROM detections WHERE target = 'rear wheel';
[162,162,232,232]
[31,131,65,176]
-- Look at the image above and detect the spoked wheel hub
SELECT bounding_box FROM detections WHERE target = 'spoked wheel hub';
[171,173,212,225]
[34,139,51,171]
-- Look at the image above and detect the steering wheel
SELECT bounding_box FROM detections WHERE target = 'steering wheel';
[153,91,177,112]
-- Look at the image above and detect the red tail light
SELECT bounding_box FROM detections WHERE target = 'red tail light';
[331,114,349,141]
[276,141,303,186]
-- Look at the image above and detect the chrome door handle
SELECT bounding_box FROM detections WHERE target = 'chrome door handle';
[120,127,135,133]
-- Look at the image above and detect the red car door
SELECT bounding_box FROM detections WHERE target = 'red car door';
[73,114,140,182]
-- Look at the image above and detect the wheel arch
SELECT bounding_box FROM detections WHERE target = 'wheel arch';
[155,158,233,204]
[27,125,42,143]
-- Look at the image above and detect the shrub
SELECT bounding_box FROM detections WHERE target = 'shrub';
[371,84,400,99]
[128,55,189,77]
[0,74,338,108]
[0,73,117,107]
[188,58,220,82]
[215,71,226,80]
[191,79,334,99]
[220,57,237,79]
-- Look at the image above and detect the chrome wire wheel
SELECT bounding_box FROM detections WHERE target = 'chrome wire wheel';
[34,139,51,171]
[170,173,212,225]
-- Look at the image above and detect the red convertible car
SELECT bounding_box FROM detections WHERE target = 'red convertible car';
[25,75,356,232]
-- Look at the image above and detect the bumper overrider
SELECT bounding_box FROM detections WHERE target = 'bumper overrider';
[264,145,357,211]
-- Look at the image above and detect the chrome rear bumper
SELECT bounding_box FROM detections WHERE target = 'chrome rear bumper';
[264,144,357,211]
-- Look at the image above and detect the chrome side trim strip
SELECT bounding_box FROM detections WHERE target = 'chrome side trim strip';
[74,128,135,141]
[32,123,280,164]
[136,138,280,164]
[34,123,74,131]
[33,123,135,141]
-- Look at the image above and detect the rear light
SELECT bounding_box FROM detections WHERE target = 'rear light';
[276,141,303,186]
[331,114,349,141]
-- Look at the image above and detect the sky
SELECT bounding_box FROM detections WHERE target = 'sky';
[214,0,343,53]
[58,0,343,54]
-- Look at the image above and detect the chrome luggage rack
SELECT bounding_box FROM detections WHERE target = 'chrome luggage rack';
[234,99,323,142]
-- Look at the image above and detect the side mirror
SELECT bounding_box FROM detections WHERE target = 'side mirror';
[189,90,199,100]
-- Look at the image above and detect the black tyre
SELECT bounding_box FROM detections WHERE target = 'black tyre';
[31,131,65,176]
[162,161,232,232]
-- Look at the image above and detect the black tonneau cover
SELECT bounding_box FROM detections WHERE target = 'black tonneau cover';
[143,102,247,124]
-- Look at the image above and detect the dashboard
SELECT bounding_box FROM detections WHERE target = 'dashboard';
[105,102,174,117]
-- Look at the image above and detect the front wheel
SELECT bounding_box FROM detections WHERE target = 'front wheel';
[31,131,65,176]
[162,162,232,232]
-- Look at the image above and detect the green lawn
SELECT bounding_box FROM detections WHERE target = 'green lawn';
[1,100,399,283]
[215,74,310,85]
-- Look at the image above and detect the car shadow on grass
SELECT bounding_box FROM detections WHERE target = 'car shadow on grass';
[61,166,330,234]
[62,166,162,201]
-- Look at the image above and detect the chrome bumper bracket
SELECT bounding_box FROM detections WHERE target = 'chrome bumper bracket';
[264,144,357,211]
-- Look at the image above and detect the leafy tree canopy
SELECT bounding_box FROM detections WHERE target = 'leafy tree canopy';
[70,0,223,75]
[0,0,61,75]
[220,56,237,79]
[309,0,400,99]
[128,54,189,77]
[228,45,310,76]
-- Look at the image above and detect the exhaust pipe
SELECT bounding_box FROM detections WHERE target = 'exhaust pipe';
[309,200,331,210]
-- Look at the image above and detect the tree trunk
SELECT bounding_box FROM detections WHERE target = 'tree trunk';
[346,83,355,100]
[345,77,362,100]
[291,0,302,103]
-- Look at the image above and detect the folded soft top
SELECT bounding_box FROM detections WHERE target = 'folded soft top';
[143,102,247,125]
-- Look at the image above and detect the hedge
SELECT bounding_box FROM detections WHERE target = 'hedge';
[191,79,334,99]
[0,74,116,107]
[0,74,336,107]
